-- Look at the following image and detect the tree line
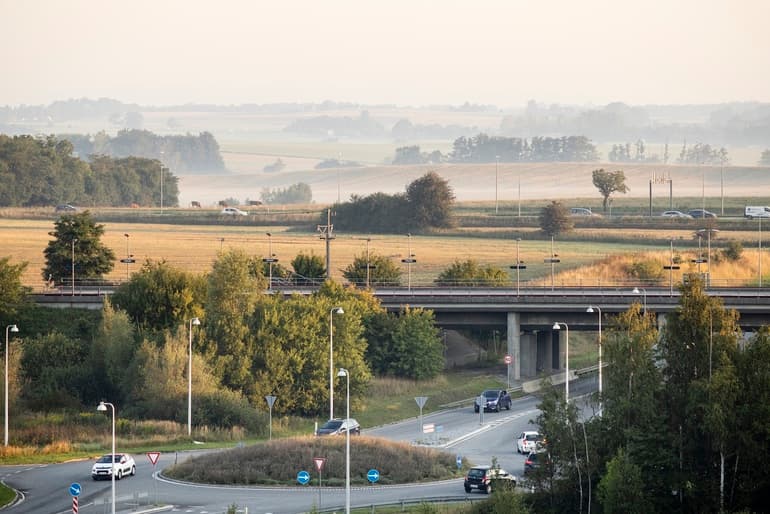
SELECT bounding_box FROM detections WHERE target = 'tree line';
[62,129,225,173]
[1,248,445,432]
[392,133,599,164]
[0,134,179,207]
[528,277,770,513]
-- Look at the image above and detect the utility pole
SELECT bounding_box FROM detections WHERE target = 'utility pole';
[317,209,335,280]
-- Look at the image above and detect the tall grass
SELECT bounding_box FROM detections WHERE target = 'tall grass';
[165,435,465,486]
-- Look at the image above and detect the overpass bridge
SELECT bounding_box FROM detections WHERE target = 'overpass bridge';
[31,286,770,382]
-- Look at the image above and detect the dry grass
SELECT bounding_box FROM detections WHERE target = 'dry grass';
[165,435,464,486]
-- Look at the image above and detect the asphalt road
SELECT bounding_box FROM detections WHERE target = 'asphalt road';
[0,376,598,514]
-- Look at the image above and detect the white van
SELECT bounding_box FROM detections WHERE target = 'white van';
[744,206,770,219]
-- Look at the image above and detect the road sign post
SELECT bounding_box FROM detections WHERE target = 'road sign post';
[265,395,277,440]
[146,452,160,505]
[414,396,428,435]
[504,354,512,388]
[69,483,81,514]
[314,457,326,508]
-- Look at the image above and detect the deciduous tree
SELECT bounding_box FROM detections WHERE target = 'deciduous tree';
[539,201,573,236]
[592,168,629,212]
[42,211,115,285]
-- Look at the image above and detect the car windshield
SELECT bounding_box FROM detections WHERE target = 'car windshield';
[525,434,539,441]
[468,469,486,478]
[320,420,343,430]
[483,390,498,398]
[97,454,121,463]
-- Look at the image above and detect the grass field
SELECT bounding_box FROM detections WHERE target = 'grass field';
[1,211,767,289]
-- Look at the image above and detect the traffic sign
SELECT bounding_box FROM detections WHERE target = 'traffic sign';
[265,395,277,408]
[456,455,463,469]
[69,482,82,497]
[297,470,311,484]
[414,396,428,409]
[367,469,380,483]
[504,354,512,365]
[423,423,435,434]
[262,258,278,263]
[119,258,136,264]
[313,457,326,472]
[146,451,161,465]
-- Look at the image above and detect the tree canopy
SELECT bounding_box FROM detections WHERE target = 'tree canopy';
[592,168,629,212]
[42,211,115,285]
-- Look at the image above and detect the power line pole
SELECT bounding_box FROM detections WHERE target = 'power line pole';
[317,209,335,280]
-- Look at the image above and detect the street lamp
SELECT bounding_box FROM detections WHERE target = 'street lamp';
[337,368,351,514]
[159,164,165,215]
[71,237,78,296]
[759,217,763,288]
[187,317,200,436]
[401,234,416,292]
[263,233,278,290]
[4,324,19,446]
[97,401,116,514]
[329,307,344,420]
[552,322,570,402]
[632,287,647,314]
[586,306,602,398]
[494,155,499,214]
[510,238,526,296]
[544,236,560,291]
[122,233,133,281]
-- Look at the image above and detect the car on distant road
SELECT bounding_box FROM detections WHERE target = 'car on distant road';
[523,450,551,475]
[221,207,248,216]
[516,431,542,454]
[688,208,717,219]
[315,418,361,436]
[661,210,693,218]
[464,465,516,494]
[474,389,512,413]
[55,204,78,212]
[91,453,136,480]
[570,207,595,216]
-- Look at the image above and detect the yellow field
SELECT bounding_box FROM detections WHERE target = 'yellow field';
[2,216,765,290]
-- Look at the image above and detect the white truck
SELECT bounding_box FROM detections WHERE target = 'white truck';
[744,206,770,219]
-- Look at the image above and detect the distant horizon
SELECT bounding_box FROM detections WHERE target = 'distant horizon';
[2,0,768,108]
[3,96,769,111]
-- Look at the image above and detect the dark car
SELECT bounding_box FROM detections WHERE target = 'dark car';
[315,418,361,436]
[523,450,551,475]
[55,204,78,212]
[464,465,516,494]
[474,389,512,413]
[688,209,717,219]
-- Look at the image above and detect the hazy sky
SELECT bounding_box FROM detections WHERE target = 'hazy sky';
[2,0,769,108]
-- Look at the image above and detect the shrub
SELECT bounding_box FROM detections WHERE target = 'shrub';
[625,259,664,282]
[722,240,743,261]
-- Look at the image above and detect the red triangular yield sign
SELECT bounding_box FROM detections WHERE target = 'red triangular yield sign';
[147,451,161,465]
[313,457,326,472]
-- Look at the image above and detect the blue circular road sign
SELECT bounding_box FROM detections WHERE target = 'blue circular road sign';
[367,469,380,483]
[69,482,82,497]
[297,470,310,485]
[456,455,463,469]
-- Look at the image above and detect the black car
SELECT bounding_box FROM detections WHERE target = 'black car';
[315,418,361,436]
[688,209,717,219]
[464,465,516,494]
[523,450,550,475]
[474,389,512,413]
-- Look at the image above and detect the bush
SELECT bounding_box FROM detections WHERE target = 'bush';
[625,259,664,282]
[722,240,743,261]
[195,389,266,433]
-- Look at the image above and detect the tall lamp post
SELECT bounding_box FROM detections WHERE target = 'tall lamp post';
[337,368,351,514]
[4,324,19,446]
[329,307,344,420]
[401,234,416,292]
[510,238,526,296]
[71,237,78,296]
[187,317,200,436]
[759,217,763,288]
[586,306,602,398]
[632,287,647,314]
[264,232,278,290]
[494,155,500,214]
[96,401,116,514]
[552,322,570,401]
